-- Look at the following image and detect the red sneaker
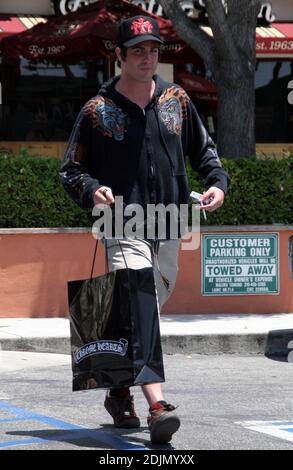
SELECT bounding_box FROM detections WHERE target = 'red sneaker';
[147,400,180,444]
[104,388,140,428]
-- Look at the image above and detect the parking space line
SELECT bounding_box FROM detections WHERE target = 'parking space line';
[0,438,45,449]
[236,420,293,443]
[0,401,148,450]
[0,417,36,423]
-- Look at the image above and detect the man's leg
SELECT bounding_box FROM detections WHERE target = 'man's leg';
[102,237,153,428]
[152,239,181,312]
[103,237,180,402]
[103,238,165,402]
[140,239,181,443]
[103,237,181,442]
[103,238,181,311]
[141,238,181,405]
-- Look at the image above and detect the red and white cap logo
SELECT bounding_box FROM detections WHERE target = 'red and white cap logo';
[131,17,153,35]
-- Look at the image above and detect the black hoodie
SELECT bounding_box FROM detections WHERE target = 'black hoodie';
[60,74,229,238]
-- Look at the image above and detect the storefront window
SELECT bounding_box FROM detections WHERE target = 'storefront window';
[255,60,293,143]
[0,57,106,141]
[174,62,218,140]
[176,60,293,144]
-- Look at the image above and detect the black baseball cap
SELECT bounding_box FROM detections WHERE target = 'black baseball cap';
[117,15,164,48]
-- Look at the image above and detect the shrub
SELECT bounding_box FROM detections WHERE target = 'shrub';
[186,155,293,225]
[0,153,92,227]
[0,153,292,227]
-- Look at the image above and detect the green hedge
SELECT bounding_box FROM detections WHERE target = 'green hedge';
[187,156,293,225]
[0,152,292,228]
[0,153,92,227]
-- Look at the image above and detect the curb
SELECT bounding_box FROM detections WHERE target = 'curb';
[0,333,268,356]
[162,334,266,355]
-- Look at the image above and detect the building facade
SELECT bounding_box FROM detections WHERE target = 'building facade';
[0,0,292,154]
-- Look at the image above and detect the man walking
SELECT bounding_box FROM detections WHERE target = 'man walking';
[60,15,229,445]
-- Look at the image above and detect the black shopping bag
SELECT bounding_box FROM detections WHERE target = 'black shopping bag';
[67,240,165,391]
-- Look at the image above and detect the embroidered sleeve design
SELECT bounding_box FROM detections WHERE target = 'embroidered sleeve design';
[84,96,128,141]
[158,87,189,135]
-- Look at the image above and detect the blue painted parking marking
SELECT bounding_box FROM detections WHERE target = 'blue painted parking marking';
[0,438,45,449]
[280,427,293,433]
[0,401,148,450]
[236,420,293,443]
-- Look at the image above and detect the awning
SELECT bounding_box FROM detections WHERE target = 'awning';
[0,14,47,45]
[201,23,293,59]
[3,5,291,63]
[0,0,196,64]
[256,23,293,58]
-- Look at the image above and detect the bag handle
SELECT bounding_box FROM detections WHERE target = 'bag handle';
[117,239,129,270]
[90,239,100,279]
[90,238,129,279]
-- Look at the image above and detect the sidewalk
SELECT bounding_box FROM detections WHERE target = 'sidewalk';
[1,314,293,356]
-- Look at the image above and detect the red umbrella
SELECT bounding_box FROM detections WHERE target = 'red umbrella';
[2,0,196,64]
[176,71,217,101]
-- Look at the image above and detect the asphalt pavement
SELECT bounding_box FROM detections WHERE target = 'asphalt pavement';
[1,314,293,452]
[1,351,293,451]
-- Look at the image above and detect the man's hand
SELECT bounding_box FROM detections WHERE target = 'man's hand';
[200,186,225,212]
[93,186,115,205]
